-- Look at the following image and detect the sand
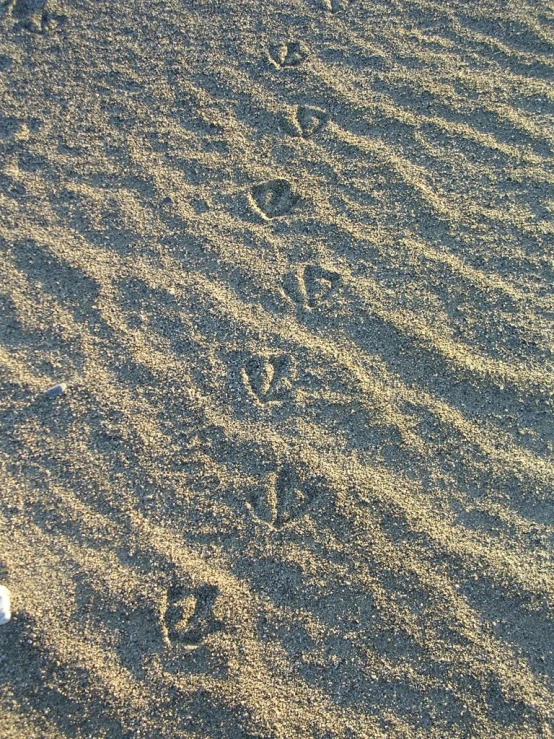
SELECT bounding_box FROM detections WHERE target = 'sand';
[0,0,553,737]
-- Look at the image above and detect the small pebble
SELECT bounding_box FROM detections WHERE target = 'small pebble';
[0,585,11,625]
[45,383,67,398]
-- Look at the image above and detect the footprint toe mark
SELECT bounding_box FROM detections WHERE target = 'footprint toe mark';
[241,354,294,403]
[10,0,65,33]
[285,264,341,310]
[250,179,300,219]
[268,41,309,68]
[164,584,222,646]
[248,465,318,529]
[294,106,329,138]
[323,0,352,12]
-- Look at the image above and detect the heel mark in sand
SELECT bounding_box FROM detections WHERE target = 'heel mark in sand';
[248,466,318,529]
[164,584,222,647]
[285,265,341,310]
[268,41,309,68]
[241,354,295,403]
[250,179,300,219]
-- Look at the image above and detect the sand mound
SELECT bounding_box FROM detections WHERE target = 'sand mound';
[1,0,553,737]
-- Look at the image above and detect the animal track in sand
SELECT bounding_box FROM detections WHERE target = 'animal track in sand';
[241,354,295,403]
[248,466,318,529]
[0,116,23,140]
[322,0,352,12]
[250,179,300,219]
[285,106,329,138]
[9,0,65,33]
[285,264,341,310]
[164,584,222,646]
[268,41,309,68]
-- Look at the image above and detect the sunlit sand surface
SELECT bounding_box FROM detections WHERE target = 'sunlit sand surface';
[1,0,553,736]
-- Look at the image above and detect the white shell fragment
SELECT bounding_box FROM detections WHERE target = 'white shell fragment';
[45,382,67,398]
[0,585,11,625]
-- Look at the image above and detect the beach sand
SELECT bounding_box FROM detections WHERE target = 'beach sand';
[0,0,553,737]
